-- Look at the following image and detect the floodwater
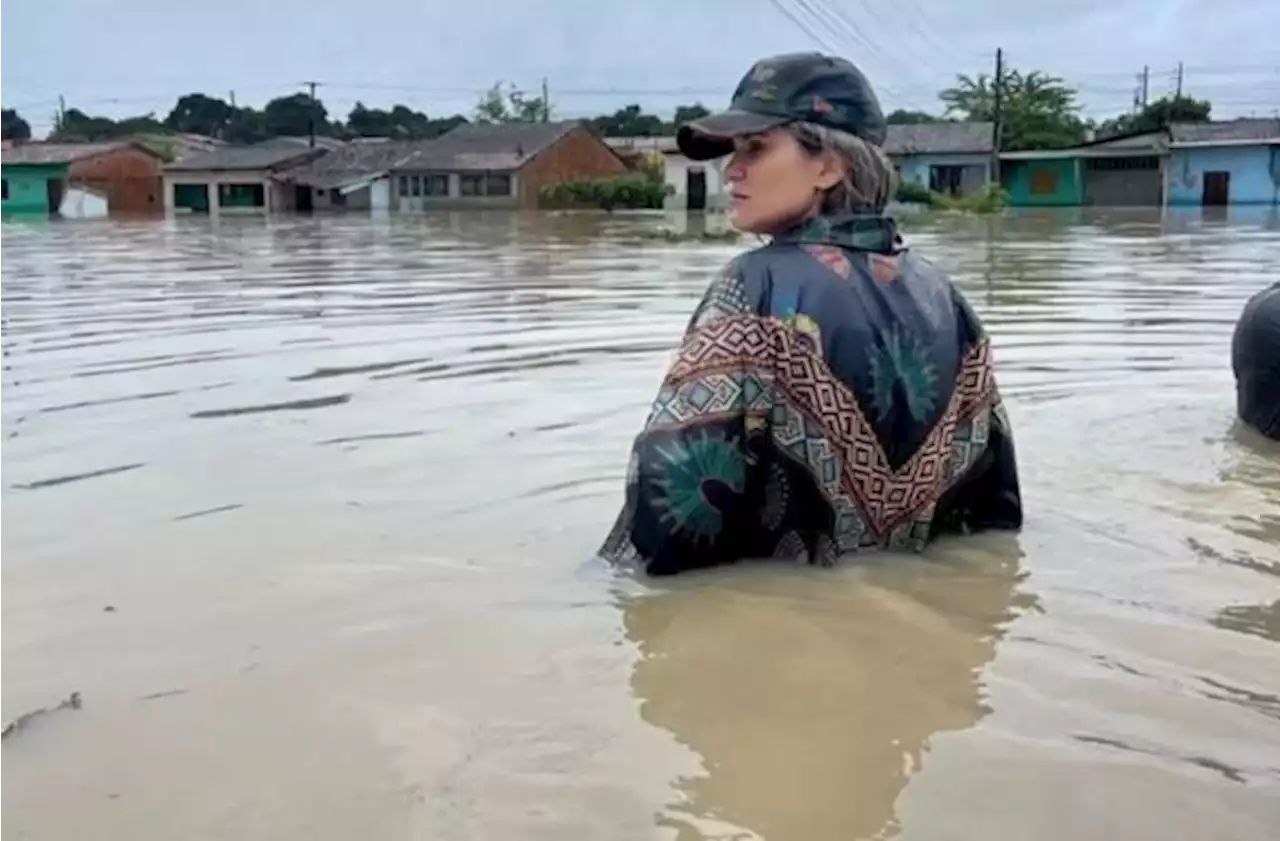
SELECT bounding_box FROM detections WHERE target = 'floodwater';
[2,208,1279,841]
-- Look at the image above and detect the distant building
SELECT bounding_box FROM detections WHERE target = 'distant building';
[275,138,421,212]
[884,122,995,197]
[161,140,328,214]
[1,141,164,217]
[999,130,1166,207]
[388,121,627,209]
[1165,119,1280,207]
[606,136,726,212]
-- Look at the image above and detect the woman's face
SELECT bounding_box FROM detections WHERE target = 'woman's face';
[723,129,842,234]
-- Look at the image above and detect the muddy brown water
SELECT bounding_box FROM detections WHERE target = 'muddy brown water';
[2,209,1278,840]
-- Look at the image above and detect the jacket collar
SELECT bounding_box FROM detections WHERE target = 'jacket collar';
[772,212,903,255]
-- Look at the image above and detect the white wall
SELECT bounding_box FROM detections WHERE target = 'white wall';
[663,153,727,211]
[60,185,109,219]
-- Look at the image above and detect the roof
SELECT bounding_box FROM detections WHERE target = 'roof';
[607,136,680,154]
[277,139,427,189]
[394,120,586,171]
[2,140,157,166]
[1170,118,1280,146]
[883,122,995,155]
[164,141,328,172]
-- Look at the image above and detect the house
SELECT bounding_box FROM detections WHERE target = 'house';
[162,140,330,214]
[606,136,727,212]
[884,122,994,197]
[1165,119,1280,207]
[2,141,164,217]
[999,129,1167,207]
[274,138,424,212]
[387,121,627,209]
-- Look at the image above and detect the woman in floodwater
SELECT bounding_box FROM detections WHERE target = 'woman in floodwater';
[601,52,1023,576]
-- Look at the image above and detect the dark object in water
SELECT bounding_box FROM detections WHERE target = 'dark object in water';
[1232,281,1280,440]
[2,691,83,741]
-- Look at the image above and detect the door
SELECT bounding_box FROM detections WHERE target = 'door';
[1202,171,1230,206]
[295,185,313,212]
[686,168,707,211]
[46,178,65,215]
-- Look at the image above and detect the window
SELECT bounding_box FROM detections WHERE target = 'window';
[423,174,449,196]
[217,183,265,208]
[2,179,8,200]
[485,174,512,196]
[1029,167,1059,196]
[398,176,409,196]
[410,175,422,197]
[460,174,483,196]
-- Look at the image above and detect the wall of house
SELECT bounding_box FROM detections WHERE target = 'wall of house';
[59,185,110,219]
[1003,158,1082,206]
[663,154,727,211]
[2,164,66,214]
[1166,145,1280,206]
[1081,157,1163,207]
[892,153,991,195]
[163,170,286,214]
[70,146,162,214]
[305,177,392,212]
[518,126,628,207]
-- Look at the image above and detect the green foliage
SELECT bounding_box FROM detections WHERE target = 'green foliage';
[539,172,672,210]
[2,108,32,140]
[940,69,1087,151]
[474,81,550,124]
[885,109,948,125]
[895,181,1005,214]
[590,103,714,136]
[1094,95,1211,139]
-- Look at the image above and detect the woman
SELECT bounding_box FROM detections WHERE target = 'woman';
[601,52,1022,576]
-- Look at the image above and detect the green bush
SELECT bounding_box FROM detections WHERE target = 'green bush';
[539,172,672,210]
[894,180,1005,214]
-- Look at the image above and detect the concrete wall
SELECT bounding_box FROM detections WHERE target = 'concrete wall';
[70,146,163,214]
[1166,145,1280,206]
[2,163,65,214]
[663,153,727,211]
[390,172,523,210]
[163,170,289,214]
[1003,158,1082,207]
[60,185,109,219]
[892,153,991,195]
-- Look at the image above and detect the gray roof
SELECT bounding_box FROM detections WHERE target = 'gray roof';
[165,141,327,172]
[277,139,428,189]
[394,120,584,172]
[2,140,155,166]
[1170,118,1280,145]
[883,122,995,155]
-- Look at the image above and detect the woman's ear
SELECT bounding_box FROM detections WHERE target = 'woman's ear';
[813,150,844,191]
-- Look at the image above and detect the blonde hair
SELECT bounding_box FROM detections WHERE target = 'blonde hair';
[786,122,896,215]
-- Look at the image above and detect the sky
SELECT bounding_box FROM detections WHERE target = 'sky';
[2,0,1277,136]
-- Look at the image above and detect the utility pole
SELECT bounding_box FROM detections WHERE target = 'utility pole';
[1175,62,1184,97]
[57,94,66,133]
[990,48,1003,185]
[1141,65,1150,109]
[229,90,236,108]
[301,80,321,147]
[541,77,550,123]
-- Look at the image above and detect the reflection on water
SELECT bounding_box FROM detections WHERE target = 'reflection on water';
[2,210,1279,840]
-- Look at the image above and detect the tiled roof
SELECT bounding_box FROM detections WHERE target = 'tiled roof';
[1,140,152,165]
[1170,119,1280,144]
[394,120,585,171]
[883,122,995,155]
[277,139,427,188]
[164,141,327,172]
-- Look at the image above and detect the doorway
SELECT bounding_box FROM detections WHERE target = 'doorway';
[1202,171,1230,206]
[296,185,314,212]
[686,168,707,211]
[45,178,65,215]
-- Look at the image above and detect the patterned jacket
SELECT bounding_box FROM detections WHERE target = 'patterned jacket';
[601,212,1022,575]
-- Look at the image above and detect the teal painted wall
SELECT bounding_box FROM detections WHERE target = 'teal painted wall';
[1004,158,1082,207]
[1,163,67,214]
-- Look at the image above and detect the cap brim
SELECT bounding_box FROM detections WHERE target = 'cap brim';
[676,110,792,161]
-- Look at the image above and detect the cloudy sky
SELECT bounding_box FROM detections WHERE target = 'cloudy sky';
[3,0,1276,134]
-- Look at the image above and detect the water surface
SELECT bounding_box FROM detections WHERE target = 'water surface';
[3,209,1279,840]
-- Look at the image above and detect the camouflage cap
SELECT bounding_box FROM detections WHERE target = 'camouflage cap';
[677,52,887,161]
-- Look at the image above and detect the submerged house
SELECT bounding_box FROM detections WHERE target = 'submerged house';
[884,122,995,196]
[1,141,164,217]
[1165,118,1280,207]
[999,130,1166,207]
[274,139,424,212]
[162,139,329,214]
[605,135,726,212]
[387,121,627,209]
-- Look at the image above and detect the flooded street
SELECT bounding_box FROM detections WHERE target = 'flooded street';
[3,209,1279,840]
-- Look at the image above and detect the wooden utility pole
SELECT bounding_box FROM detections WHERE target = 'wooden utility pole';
[990,48,1004,185]
[541,77,550,122]
[57,95,66,132]
[301,80,322,147]
[1141,65,1150,108]
[229,90,237,108]
[1175,62,1184,97]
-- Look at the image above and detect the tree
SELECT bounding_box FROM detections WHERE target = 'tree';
[262,93,330,138]
[672,104,711,126]
[885,109,945,125]
[2,108,31,140]
[165,93,236,137]
[346,102,467,138]
[1095,94,1212,139]
[940,69,1086,150]
[473,82,550,124]
[590,104,666,137]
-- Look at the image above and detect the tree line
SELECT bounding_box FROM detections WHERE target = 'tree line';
[1,66,1213,154]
